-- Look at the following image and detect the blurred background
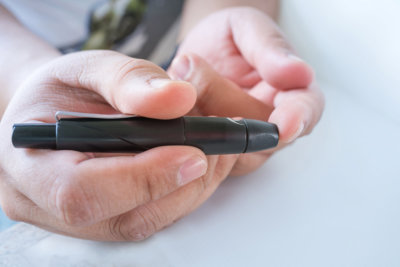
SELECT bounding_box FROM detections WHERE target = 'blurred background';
[280,0,400,123]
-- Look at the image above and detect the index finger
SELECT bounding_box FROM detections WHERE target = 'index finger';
[169,53,273,119]
[228,7,314,90]
[269,82,325,143]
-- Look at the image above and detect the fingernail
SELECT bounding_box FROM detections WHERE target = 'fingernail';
[171,55,191,80]
[286,122,305,143]
[178,157,207,186]
[287,53,305,63]
[150,78,173,88]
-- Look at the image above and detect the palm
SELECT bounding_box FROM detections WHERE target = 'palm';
[178,23,259,90]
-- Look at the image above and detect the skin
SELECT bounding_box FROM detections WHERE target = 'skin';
[0,1,324,241]
[173,7,324,175]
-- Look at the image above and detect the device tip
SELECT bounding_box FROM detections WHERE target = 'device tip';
[12,123,56,149]
[244,119,279,153]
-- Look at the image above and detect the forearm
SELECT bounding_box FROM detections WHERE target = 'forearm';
[179,0,279,40]
[0,5,60,116]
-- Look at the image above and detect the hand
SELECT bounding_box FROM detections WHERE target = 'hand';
[173,7,325,175]
[0,50,239,241]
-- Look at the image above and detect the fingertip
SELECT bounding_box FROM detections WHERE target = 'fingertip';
[285,54,314,87]
[148,79,197,119]
[169,54,192,81]
[285,121,305,143]
[177,155,208,186]
[169,53,207,82]
[123,79,197,119]
[268,104,306,143]
[141,145,208,186]
[262,53,314,90]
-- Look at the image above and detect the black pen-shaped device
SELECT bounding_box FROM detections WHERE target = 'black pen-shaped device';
[12,113,279,155]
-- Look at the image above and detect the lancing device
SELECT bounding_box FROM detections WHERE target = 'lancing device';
[12,111,279,155]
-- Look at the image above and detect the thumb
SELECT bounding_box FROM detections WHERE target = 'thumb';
[169,53,272,119]
[45,50,197,119]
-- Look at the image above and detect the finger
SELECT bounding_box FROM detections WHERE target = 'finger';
[105,154,238,241]
[0,177,30,224]
[0,180,55,229]
[43,50,197,119]
[269,81,325,143]
[169,54,280,177]
[247,80,278,107]
[56,146,208,226]
[2,153,237,241]
[169,53,272,119]
[228,7,314,90]
[3,146,207,227]
[0,176,73,235]
[0,182,107,240]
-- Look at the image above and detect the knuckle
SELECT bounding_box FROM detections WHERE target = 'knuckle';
[142,174,157,202]
[136,166,176,203]
[113,58,152,85]
[194,174,210,196]
[145,174,169,201]
[192,155,234,194]
[130,171,153,205]
[54,178,97,226]
[1,201,23,221]
[267,30,291,52]
[111,205,166,241]
[111,58,163,113]
[214,155,237,180]
[0,173,24,222]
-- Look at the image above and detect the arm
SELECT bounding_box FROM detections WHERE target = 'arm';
[0,5,60,116]
[179,0,278,40]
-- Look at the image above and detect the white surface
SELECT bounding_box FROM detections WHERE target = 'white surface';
[1,0,400,266]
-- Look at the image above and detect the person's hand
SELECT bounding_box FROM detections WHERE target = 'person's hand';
[172,7,325,175]
[0,50,270,241]
[0,50,209,240]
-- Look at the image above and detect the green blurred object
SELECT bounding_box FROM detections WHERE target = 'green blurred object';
[83,0,147,50]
